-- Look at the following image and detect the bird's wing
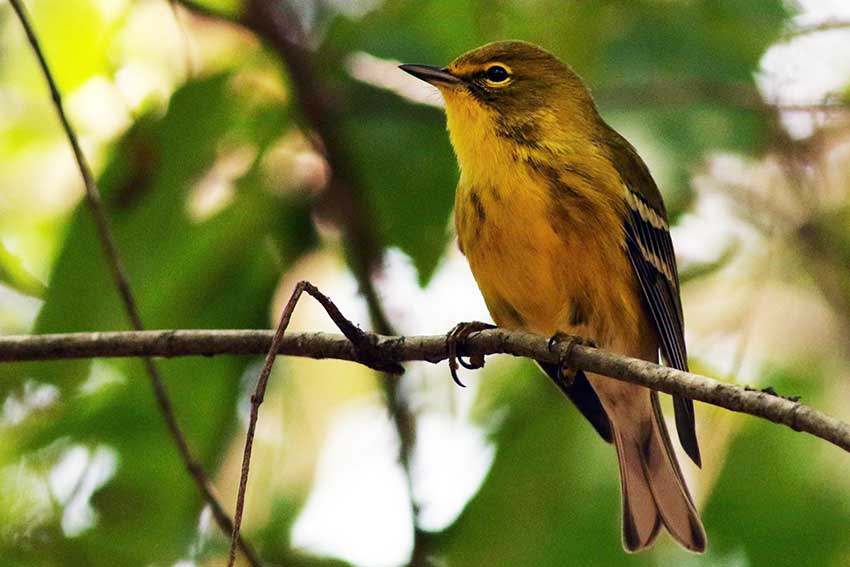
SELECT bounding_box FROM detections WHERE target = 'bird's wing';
[607,130,702,467]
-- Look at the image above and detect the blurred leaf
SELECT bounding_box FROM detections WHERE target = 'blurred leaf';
[679,241,739,284]
[28,0,116,92]
[703,366,850,567]
[437,361,652,567]
[340,81,457,282]
[595,0,787,199]
[186,0,241,18]
[320,0,491,65]
[2,73,316,566]
[0,241,45,297]
[600,0,786,83]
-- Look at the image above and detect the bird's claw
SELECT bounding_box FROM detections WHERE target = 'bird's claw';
[446,321,496,387]
[547,331,596,388]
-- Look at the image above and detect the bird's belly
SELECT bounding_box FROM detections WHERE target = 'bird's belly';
[457,185,642,346]
[458,190,575,336]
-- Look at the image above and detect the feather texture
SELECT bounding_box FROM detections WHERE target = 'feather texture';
[623,189,701,467]
[603,126,701,467]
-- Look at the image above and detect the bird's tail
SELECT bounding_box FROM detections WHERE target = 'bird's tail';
[613,391,706,552]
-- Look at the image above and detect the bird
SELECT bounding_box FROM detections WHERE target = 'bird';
[400,40,706,553]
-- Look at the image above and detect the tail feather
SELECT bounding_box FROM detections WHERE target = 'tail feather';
[613,392,706,553]
[646,392,706,551]
[614,429,662,551]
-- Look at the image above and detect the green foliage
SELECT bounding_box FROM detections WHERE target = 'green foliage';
[594,0,786,205]
[341,82,457,282]
[440,361,635,567]
[600,0,786,82]
[1,73,315,565]
[189,0,241,18]
[704,367,850,567]
[438,363,850,567]
[0,241,45,298]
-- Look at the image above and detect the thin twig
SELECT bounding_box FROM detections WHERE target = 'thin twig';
[225,281,399,567]
[3,326,850,453]
[7,3,260,564]
[226,281,304,567]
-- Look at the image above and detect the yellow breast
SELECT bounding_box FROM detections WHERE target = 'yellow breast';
[448,94,642,344]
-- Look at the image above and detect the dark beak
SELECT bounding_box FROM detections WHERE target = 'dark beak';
[399,64,461,86]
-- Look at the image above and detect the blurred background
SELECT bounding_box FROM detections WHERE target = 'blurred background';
[2,0,850,566]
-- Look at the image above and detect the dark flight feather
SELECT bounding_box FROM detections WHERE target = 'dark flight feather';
[605,128,702,467]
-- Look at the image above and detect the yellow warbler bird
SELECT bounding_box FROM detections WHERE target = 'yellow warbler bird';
[401,40,706,552]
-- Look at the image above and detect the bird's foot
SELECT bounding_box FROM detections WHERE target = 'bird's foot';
[446,321,497,387]
[547,331,597,388]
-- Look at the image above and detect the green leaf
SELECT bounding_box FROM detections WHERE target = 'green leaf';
[320,0,491,65]
[594,0,788,197]
[600,0,786,83]
[185,0,241,18]
[341,81,457,283]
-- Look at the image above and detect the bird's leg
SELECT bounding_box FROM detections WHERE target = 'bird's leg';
[547,331,597,388]
[446,321,497,387]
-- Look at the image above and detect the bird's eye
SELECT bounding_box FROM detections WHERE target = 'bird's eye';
[485,65,509,83]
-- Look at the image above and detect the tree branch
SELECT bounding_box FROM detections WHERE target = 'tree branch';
[7,2,260,564]
[3,327,849,454]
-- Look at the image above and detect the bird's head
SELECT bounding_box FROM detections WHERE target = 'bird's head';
[400,41,600,172]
